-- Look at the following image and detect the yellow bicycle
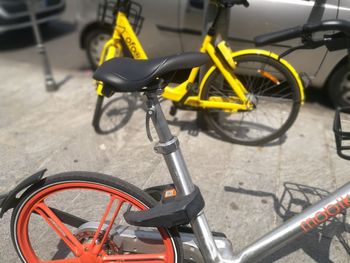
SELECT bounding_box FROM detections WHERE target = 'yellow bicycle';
[92,0,305,146]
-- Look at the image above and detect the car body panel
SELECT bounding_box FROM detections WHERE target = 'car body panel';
[137,0,182,56]
[0,0,66,33]
[228,0,340,80]
[314,1,350,87]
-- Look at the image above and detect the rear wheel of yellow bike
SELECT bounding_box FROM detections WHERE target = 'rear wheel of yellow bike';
[201,54,302,146]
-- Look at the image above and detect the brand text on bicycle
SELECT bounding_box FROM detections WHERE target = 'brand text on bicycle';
[300,194,350,233]
[125,36,141,58]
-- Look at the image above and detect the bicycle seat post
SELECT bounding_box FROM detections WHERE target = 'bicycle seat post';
[207,6,222,36]
[144,86,195,196]
[144,85,223,263]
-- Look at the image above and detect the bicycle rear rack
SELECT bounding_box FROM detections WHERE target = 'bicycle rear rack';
[333,107,350,160]
[98,0,144,35]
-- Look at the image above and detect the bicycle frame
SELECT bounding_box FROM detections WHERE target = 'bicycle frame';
[96,9,304,111]
[143,88,349,263]
[162,34,252,111]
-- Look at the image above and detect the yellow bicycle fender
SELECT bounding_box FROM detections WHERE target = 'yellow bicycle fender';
[232,49,305,103]
[199,49,305,104]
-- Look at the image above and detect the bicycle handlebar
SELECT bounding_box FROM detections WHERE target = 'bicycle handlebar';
[254,19,350,46]
[254,26,303,46]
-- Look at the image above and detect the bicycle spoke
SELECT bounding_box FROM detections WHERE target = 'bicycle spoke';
[91,197,125,254]
[102,253,166,263]
[43,258,80,263]
[258,81,291,98]
[34,202,84,257]
[49,207,87,228]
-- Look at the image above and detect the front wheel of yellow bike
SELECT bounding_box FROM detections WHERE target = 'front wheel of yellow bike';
[201,54,302,146]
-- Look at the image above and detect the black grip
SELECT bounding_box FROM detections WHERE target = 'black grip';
[255,19,350,47]
[304,19,350,37]
[254,26,303,46]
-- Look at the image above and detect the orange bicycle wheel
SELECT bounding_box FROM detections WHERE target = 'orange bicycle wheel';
[11,172,183,263]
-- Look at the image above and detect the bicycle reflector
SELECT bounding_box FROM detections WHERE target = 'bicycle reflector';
[216,41,236,69]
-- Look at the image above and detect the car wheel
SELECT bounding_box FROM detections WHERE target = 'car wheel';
[83,27,112,70]
[328,63,350,107]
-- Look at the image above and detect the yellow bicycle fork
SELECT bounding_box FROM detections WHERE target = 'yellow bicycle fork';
[96,12,148,96]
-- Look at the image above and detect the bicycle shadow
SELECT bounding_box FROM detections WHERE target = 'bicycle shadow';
[224,183,350,262]
[167,117,287,147]
[94,93,145,135]
[95,95,287,146]
[95,95,204,137]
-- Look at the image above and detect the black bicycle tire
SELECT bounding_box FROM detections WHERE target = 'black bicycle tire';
[92,95,105,134]
[84,27,113,70]
[91,36,132,135]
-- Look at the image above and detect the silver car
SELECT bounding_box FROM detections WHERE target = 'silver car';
[77,0,350,107]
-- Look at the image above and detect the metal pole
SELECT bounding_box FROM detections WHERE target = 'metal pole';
[26,0,58,91]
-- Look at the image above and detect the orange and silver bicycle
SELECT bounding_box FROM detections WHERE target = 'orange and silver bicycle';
[91,0,305,146]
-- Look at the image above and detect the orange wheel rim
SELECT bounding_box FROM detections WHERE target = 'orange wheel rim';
[15,181,176,263]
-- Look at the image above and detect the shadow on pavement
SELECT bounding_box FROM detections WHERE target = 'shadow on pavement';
[56,74,74,89]
[93,94,288,147]
[167,117,287,147]
[0,20,76,51]
[224,183,350,262]
[92,93,144,135]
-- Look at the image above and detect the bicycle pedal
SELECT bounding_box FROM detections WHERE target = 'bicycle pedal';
[169,106,177,116]
[124,186,204,228]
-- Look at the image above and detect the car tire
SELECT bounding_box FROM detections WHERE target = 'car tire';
[328,63,350,107]
[83,26,112,70]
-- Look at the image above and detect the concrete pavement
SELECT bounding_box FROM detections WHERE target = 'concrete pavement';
[0,53,349,262]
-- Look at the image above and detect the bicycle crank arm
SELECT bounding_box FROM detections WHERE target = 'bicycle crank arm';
[48,207,88,228]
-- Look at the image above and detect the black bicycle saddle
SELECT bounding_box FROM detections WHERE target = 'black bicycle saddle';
[93,52,209,92]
